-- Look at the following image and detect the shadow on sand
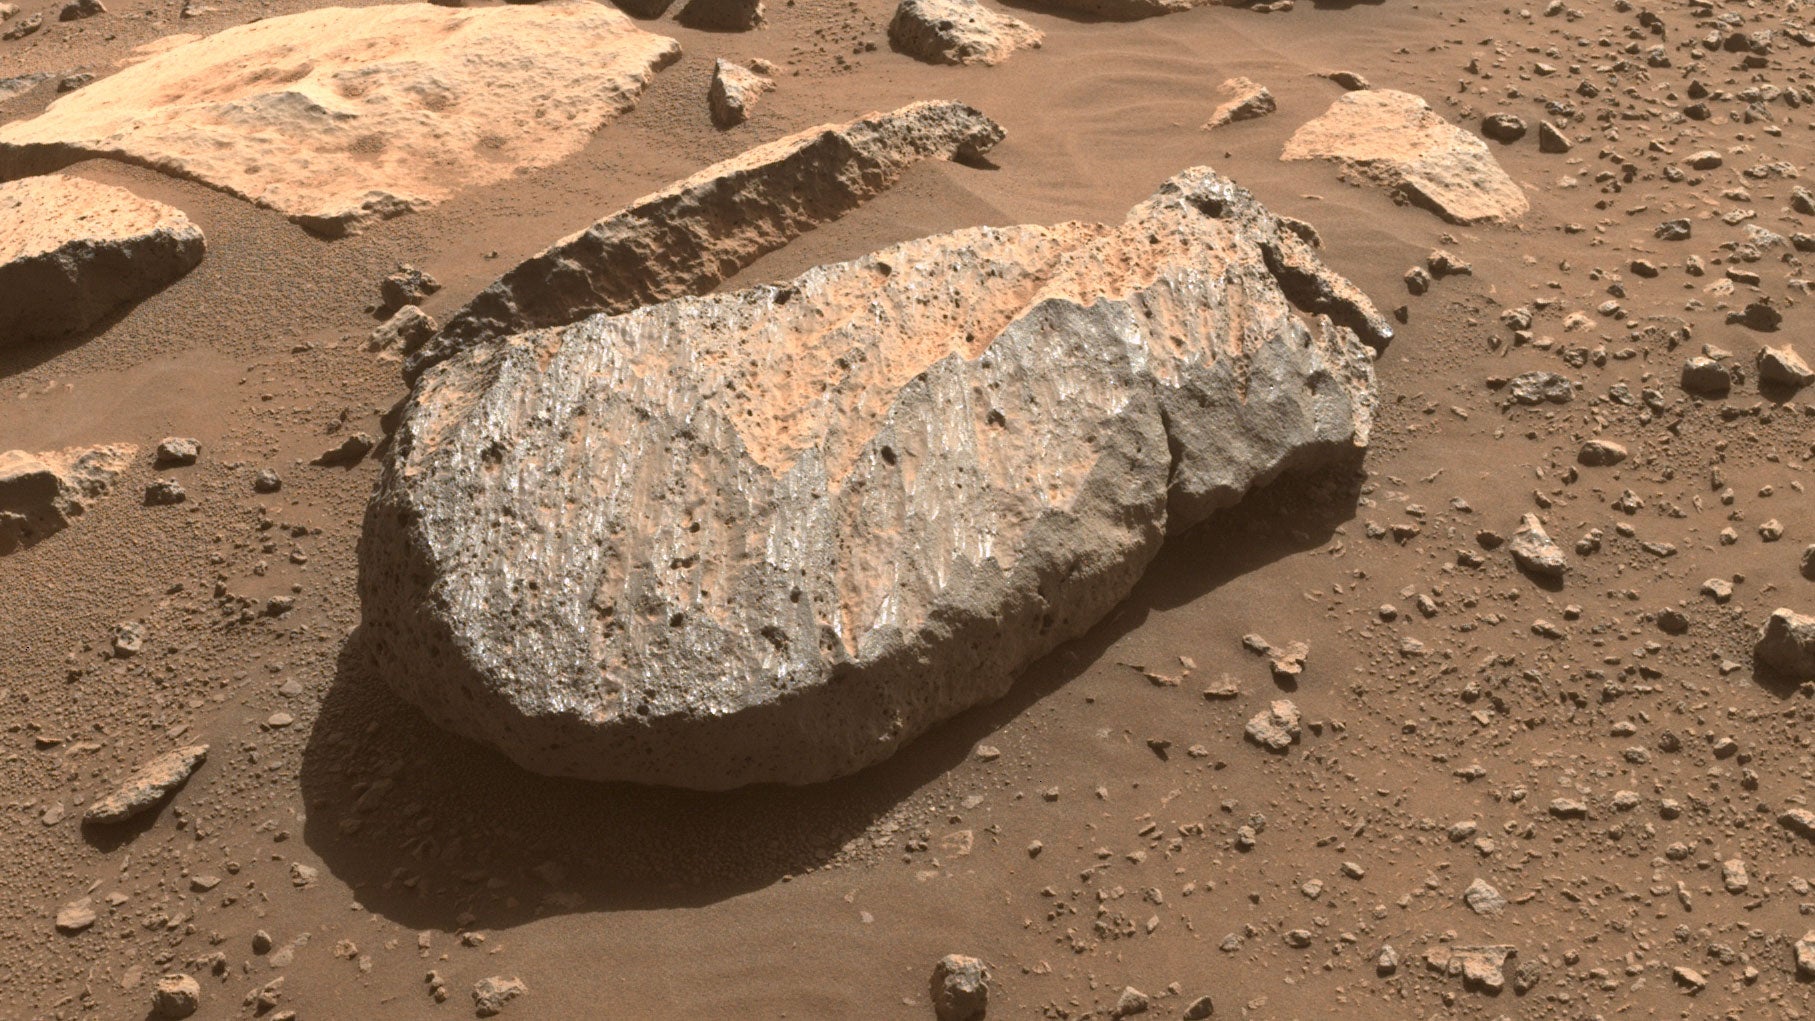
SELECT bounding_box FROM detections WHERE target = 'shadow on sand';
[298,466,1361,932]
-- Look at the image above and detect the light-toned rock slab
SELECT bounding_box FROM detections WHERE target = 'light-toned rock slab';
[0,443,135,554]
[83,745,208,824]
[1283,89,1528,224]
[405,100,1006,383]
[362,167,1388,789]
[0,4,681,236]
[889,0,1042,66]
[1,175,202,344]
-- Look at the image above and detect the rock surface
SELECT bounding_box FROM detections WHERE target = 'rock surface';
[1204,76,1275,129]
[405,101,1008,383]
[1,174,203,345]
[0,3,681,237]
[0,443,134,554]
[1508,513,1566,580]
[1244,699,1302,752]
[888,0,1042,66]
[930,955,989,1020]
[362,168,1386,789]
[1283,89,1529,224]
[83,745,208,825]
[1026,0,1215,20]
[1755,608,1815,678]
[708,58,773,127]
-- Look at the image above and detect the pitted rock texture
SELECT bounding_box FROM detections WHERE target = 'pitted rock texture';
[362,168,1386,789]
[0,443,135,554]
[1283,89,1529,224]
[405,101,1006,383]
[0,3,681,237]
[83,745,208,825]
[888,0,1043,66]
[1,175,202,345]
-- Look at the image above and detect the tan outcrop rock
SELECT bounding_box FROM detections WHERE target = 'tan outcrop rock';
[405,100,1007,383]
[83,745,208,825]
[1,175,202,345]
[888,0,1042,66]
[1283,89,1529,224]
[0,4,681,237]
[1204,76,1275,130]
[708,58,773,127]
[0,443,135,554]
[362,167,1388,789]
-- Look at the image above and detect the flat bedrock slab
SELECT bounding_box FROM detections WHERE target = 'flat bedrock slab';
[0,443,135,554]
[888,0,1043,66]
[0,3,680,237]
[1283,89,1529,224]
[404,100,1007,383]
[1,175,202,345]
[362,167,1387,789]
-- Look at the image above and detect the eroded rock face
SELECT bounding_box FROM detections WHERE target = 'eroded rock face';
[83,745,208,825]
[405,101,1007,383]
[889,0,1042,66]
[0,443,135,554]
[1,175,202,345]
[0,3,681,237]
[708,58,773,127]
[1283,90,1529,224]
[362,168,1386,789]
[1026,0,1215,20]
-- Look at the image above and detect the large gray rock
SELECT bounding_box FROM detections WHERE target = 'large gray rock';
[1,175,202,345]
[0,443,135,554]
[404,101,1006,384]
[888,0,1042,66]
[1756,608,1815,678]
[361,168,1388,789]
[1283,90,1529,225]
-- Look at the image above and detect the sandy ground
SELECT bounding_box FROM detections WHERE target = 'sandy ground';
[5,0,1815,1017]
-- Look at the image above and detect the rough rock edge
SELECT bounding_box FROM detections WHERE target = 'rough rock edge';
[0,444,136,554]
[403,100,1006,384]
[363,167,1388,789]
[887,0,1043,67]
[83,745,208,825]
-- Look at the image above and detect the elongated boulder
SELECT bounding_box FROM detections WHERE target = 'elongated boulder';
[0,443,135,554]
[2,175,202,345]
[1027,0,1214,19]
[0,4,681,237]
[84,745,208,825]
[889,0,1043,66]
[1284,90,1529,224]
[362,167,1388,789]
[404,101,1006,383]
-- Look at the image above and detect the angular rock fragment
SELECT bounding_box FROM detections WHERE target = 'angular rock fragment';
[1463,878,1506,916]
[55,898,96,934]
[1796,932,1815,978]
[707,58,773,128]
[1505,371,1572,404]
[1425,945,1515,992]
[1756,608,1815,679]
[1509,514,1566,581]
[1757,344,1813,389]
[930,955,988,1021]
[0,444,134,554]
[0,4,681,236]
[83,745,208,825]
[1245,699,1302,752]
[889,0,1041,67]
[1577,439,1627,466]
[150,974,201,1019]
[369,305,437,357]
[1284,90,1529,224]
[1537,120,1571,153]
[472,976,525,1018]
[364,168,1386,788]
[2,175,203,345]
[1204,77,1275,130]
[1783,809,1815,841]
[405,101,1010,383]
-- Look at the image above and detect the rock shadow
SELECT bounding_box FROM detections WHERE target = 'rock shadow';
[297,464,1360,933]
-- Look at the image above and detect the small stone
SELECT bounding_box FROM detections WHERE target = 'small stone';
[253,468,283,493]
[154,437,199,467]
[84,745,208,825]
[1681,356,1731,395]
[1795,932,1815,978]
[1756,608,1815,679]
[1509,514,1567,580]
[1757,345,1814,389]
[707,59,774,128]
[1783,808,1815,840]
[381,264,440,313]
[1284,929,1313,948]
[1480,112,1526,143]
[973,744,1000,761]
[1672,966,1706,992]
[1548,798,1588,819]
[312,432,375,467]
[1111,987,1149,1017]
[1701,578,1733,603]
[1506,371,1573,404]
[1376,944,1399,975]
[1245,699,1301,753]
[1721,858,1749,893]
[369,305,438,356]
[1577,439,1627,466]
[55,898,96,933]
[1183,994,1214,1019]
[252,930,273,954]
[472,975,525,1017]
[930,955,988,1021]
[1204,77,1276,130]
[1655,219,1692,241]
[1760,519,1784,542]
[1464,878,1506,916]
[150,973,201,1019]
[143,479,186,506]
[1537,120,1572,152]
[58,0,103,19]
